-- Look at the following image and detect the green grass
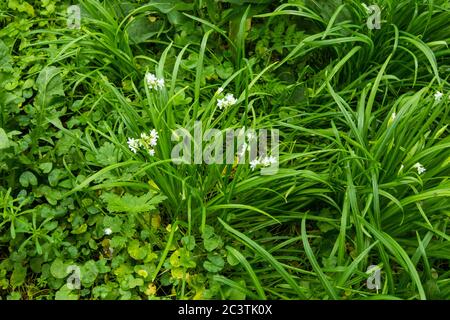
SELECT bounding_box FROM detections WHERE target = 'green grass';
[0,0,449,300]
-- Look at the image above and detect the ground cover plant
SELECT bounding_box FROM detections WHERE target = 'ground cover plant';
[0,0,449,300]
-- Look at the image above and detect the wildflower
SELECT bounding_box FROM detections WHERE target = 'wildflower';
[145,72,165,90]
[156,78,165,89]
[413,162,426,175]
[216,87,224,95]
[127,137,140,153]
[128,129,159,156]
[250,158,260,171]
[104,228,112,235]
[150,129,159,139]
[434,91,443,102]
[217,93,237,110]
[140,132,150,142]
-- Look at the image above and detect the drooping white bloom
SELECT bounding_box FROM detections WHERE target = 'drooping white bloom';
[217,93,237,110]
[156,78,165,89]
[128,129,159,156]
[104,228,112,235]
[127,137,140,153]
[250,158,260,171]
[140,132,150,141]
[149,137,157,147]
[413,162,426,175]
[434,91,443,102]
[150,129,159,139]
[145,72,165,90]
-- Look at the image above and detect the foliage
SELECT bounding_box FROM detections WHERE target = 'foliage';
[0,0,449,300]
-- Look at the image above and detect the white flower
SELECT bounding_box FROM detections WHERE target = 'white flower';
[413,162,426,175]
[434,91,443,102]
[217,93,237,109]
[156,78,165,89]
[149,137,157,147]
[216,87,224,95]
[145,72,165,90]
[140,130,159,148]
[250,158,260,171]
[150,129,159,139]
[128,129,159,155]
[140,132,150,141]
[127,137,140,153]
[104,228,112,235]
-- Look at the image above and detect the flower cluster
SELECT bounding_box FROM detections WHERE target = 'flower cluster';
[413,162,426,175]
[434,91,443,102]
[217,93,237,110]
[127,129,159,156]
[250,156,277,171]
[145,72,165,91]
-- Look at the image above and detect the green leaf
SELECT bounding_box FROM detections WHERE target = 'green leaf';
[48,168,64,187]
[204,235,222,252]
[219,218,306,298]
[50,258,68,279]
[301,217,338,299]
[19,171,38,187]
[10,264,27,288]
[127,240,147,260]
[203,254,224,273]
[96,142,120,166]
[35,66,65,107]
[101,192,167,214]
[81,260,99,286]
[103,216,123,233]
[181,235,196,250]
[55,284,79,300]
[0,128,11,149]
[39,162,53,173]
[71,223,87,235]
[126,16,164,45]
